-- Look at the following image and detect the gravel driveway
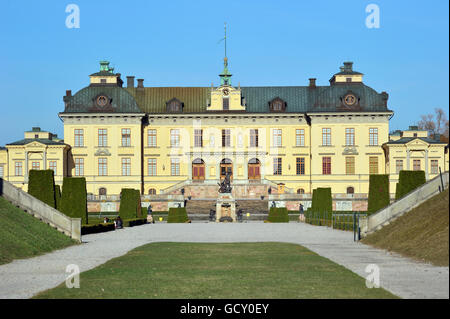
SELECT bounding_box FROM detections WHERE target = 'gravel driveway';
[0,222,448,299]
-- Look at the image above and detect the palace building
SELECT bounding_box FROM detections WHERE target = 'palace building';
[0,58,448,209]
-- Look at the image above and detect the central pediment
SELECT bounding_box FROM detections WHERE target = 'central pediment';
[207,86,245,111]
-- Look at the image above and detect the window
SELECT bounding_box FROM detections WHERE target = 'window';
[0,165,3,178]
[148,158,157,176]
[75,158,84,176]
[296,129,305,146]
[322,157,331,175]
[347,187,355,194]
[121,128,131,147]
[346,157,355,175]
[270,98,286,112]
[431,160,438,174]
[167,98,182,112]
[322,128,331,146]
[98,129,107,147]
[369,128,378,146]
[15,162,23,176]
[273,158,282,175]
[148,129,157,147]
[148,188,156,195]
[413,159,421,171]
[396,160,403,174]
[250,129,259,147]
[297,188,305,194]
[223,97,229,110]
[194,129,203,147]
[49,161,57,175]
[100,79,107,84]
[222,129,231,147]
[98,158,107,176]
[346,78,352,83]
[369,157,379,174]
[345,128,355,146]
[171,158,180,176]
[121,158,131,176]
[170,129,180,147]
[74,129,84,147]
[32,162,40,170]
[296,157,305,175]
[273,129,282,147]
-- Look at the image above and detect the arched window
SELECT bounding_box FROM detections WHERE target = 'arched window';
[99,187,107,196]
[297,188,305,194]
[347,187,354,194]
[269,97,286,112]
[148,188,156,195]
[166,98,183,113]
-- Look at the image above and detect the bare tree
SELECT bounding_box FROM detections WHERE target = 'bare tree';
[417,108,448,139]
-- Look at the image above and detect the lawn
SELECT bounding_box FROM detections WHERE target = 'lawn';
[0,197,77,265]
[34,242,397,299]
[362,188,449,266]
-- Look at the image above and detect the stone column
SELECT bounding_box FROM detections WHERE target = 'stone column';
[187,155,192,180]
[425,149,429,180]
[43,150,47,170]
[406,149,410,170]
[25,151,29,183]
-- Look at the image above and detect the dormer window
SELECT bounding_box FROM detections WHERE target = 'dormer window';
[101,79,107,84]
[166,98,183,113]
[269,97,286,112]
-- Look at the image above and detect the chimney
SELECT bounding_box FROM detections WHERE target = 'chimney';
[66,90,72,97]
[137,78,144,88]
[127,76,135,88]
[309,78,316,88]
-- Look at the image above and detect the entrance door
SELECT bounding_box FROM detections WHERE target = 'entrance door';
[220,159,233,181]
[192,159,205,181]
[248,158,261,180]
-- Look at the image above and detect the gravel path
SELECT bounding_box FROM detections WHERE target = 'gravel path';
[0,222,448,299]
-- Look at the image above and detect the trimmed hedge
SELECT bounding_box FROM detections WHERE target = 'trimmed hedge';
[267,207,289,223]
[60,177,88,224]
[55,185,62,211]
[311,188,332,213]
[167,207,189,223]
[119,189,142,220]
[123,218,147,227]
[395,170,426,200]
[367,174,390,214]
[81,223,115,235]
[28,170,56,208]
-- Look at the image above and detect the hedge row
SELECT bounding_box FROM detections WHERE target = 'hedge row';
[267,207,289,223]
[311,188,332,213]
[28,170,56,208]
[395,170,426,200]
[60,177,88,224]
[81,223,115,235]
[119,189,142,220]
[167,207,189,223]
[123,218,147,227]
[367,174,390,214]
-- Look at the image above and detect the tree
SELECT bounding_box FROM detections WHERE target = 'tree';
[417,108,449,140]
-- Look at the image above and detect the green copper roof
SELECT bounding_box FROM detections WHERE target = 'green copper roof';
[384,137,446,145]
[63,86,142,113]
[122,83,389,114]
[6,138,67,146]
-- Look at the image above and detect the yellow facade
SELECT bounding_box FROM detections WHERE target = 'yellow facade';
[0,128,69,191]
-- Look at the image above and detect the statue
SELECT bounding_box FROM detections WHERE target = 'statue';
[218,171,232,193]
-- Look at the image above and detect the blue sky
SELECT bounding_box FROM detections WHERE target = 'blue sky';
[0,0,448,145]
